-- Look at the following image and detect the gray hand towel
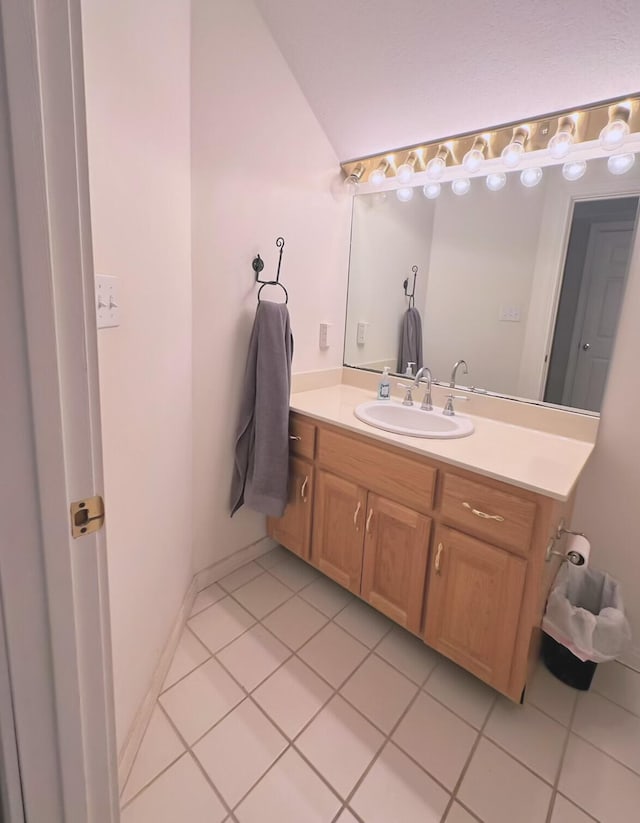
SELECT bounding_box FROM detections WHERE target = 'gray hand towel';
[397,307,424,374]
[231,301,293,518]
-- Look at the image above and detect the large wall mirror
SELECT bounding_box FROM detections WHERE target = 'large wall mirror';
[344,155,640,414]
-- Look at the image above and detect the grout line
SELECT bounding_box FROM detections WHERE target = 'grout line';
[118,747,187,812]
[544,687,580,823]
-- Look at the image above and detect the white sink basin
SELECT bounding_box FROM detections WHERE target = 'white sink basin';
[354,400,474,439]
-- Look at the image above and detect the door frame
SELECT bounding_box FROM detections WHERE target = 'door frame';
[1,0,118,820]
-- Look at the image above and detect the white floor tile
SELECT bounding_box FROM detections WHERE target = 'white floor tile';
[526,663,578,725]
[255,545,290,569]
[268,553,319,591]
[216,624,290,691]
[188,597,255,653]
[232,572,293,619]
[334,599,393,648]
[484,699,566,783]
[458,738,552,823]
[235,747,341,823]
[262,595,328,650]
[218,561,263,592]
[298,576,354,617]
[559,734,640,823]
[573,690,640,774]
[375,626,440,685]
[121,753,226,823]
[351,742,450,823]
[445,802,480,823]
[159,658,244,744]
[162,629,210,691]
[121,707,184,805]
[550,793,596,823]
[296,695,384,799]
[193,699,286,808]
[592,660,640,717]
[424,659,495,730]
[253,657,332,739]
[341,654,417,733]
[393,692,477,790]
[298,623,368,688]
[190,583,226,616]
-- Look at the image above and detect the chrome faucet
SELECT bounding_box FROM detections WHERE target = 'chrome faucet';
[450,359,468,387]
[413,366,433,411]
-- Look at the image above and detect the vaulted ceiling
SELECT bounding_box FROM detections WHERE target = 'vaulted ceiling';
[254,0,640,161]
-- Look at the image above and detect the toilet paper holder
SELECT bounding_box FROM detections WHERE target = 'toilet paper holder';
[545,519,588,565]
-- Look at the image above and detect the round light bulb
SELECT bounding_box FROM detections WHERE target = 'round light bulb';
[396,186,414,202]
[486,172,507,191]
[463,148,484,173]
[501,142,525,169]
[423,182,441,199]
[548,130,574,159]
[599,119,630,151]
[396,163,415,184]
[520,167,543,187]
[607,152,635,175]
[562,160,587,181]
[426,156,446,180]
[369,168,386,186]
[451,178,471,196]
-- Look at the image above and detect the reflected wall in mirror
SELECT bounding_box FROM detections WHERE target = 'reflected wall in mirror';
[344,157,640,413]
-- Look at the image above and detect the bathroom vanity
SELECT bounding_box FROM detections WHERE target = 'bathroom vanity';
[268,381,595,702]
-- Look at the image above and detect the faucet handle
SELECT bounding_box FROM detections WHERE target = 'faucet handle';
[443,394,468,416]
[397,383,414,406]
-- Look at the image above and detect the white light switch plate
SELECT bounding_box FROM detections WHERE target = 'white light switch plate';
[319,322,332,349]
[96,275,120,328]
[499,304,521,322]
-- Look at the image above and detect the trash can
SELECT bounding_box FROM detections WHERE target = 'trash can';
[541,564,631,690]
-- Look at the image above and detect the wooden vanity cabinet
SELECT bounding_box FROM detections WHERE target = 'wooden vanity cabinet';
[267,456,314,560]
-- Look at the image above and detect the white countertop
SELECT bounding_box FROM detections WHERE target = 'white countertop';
[290,384,595,501]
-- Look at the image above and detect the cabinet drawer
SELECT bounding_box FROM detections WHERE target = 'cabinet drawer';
[289,416,316,460]
[317,428,436,514]
[440,473,536,555]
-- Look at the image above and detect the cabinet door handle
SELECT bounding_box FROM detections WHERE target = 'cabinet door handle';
[462,501,505,522]
[289,434,302,441]
[366,508,374,534]
[300,476,309,503]
[353,501,361,530]
[435,542,444,574]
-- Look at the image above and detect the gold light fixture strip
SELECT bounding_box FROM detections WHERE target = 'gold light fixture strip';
[340,93,640,180]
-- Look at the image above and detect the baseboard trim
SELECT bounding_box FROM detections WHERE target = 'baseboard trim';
[620,645,640,673]
[194,535,277,592]
[117,577,197,794]
[117,535,278,793]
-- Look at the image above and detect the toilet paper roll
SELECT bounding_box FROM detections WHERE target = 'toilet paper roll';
[566,534,590,566]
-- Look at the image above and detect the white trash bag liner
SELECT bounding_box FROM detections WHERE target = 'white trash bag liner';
[542,564,631,663]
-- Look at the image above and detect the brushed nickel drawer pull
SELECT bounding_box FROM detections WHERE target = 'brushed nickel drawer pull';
[462,501,505,522]
[300,476,309,502]
[366,508,374,534]
[435,542,444,574]
[353,501,361,529]
[289,435,302,441]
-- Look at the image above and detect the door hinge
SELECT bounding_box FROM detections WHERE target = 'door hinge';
[70,495,105,538]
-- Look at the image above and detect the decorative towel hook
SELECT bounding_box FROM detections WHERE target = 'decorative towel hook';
[403,265,418,308]
[253,236,288,303]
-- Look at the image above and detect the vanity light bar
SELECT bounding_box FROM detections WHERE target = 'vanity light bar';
[340,93,640,185]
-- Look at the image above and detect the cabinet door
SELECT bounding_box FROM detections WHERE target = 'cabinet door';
[361,494,431,634]
[424,526,526,692]
[267,457,314,560]
[311,470,366,593]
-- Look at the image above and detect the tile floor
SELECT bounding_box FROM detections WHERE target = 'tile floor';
[121,548,640,823]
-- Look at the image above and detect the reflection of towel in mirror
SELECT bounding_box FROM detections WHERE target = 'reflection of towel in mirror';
[230,301,293,518]
[397,307,424,374]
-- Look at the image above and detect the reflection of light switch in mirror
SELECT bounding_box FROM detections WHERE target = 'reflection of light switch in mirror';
[96,275,120,328]
[356,321,368,345]
[319,322,332,349]
[499,304,521,322]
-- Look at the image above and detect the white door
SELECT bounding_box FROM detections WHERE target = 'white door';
[0,0,118,821]
[563,221,635,411]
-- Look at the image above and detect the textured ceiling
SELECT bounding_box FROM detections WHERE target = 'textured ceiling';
[254,0,640,161]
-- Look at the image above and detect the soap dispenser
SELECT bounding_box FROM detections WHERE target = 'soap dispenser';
[377,367,391,400]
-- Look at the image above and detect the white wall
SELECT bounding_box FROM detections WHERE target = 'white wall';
[81,0,193,749]
[191,0,351,573]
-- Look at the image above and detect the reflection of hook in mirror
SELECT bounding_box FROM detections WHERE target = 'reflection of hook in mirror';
[403,265,418,308]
